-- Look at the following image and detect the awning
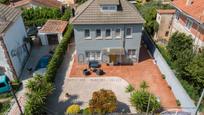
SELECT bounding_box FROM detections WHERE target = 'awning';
[102,47,125,55]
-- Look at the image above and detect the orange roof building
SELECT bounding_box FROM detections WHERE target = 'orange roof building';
[38,20,68,45]
[172,0,204,24]
[170,0,204,49]
[12,0,62,8]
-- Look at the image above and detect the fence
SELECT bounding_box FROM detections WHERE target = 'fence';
[142,31,196,114]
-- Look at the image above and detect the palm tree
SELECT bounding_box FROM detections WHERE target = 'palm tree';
[140,81,149,90]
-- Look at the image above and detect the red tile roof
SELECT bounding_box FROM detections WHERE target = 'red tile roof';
[172,0,204,23]
[157,9,176,14]
[39,20,68,33]
[13,0,62,8]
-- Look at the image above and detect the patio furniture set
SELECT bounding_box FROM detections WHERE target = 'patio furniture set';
[83,61,105,76]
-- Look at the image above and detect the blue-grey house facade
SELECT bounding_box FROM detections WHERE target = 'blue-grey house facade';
[71,0,144,64]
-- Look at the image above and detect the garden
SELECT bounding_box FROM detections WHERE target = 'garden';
[24,25,73,115]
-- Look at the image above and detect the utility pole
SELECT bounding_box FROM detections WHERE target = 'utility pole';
[195,89,204,115]
[9,82,24,115]
[146,94,151,115]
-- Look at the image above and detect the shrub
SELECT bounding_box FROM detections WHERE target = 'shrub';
[125,84,134,93]
[66,104,80,114]
[82,108,91,115]
[24,76,54,115]
[89,89,117,114]
[130,90,160,113]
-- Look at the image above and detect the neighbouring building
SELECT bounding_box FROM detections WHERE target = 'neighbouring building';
[38,20,68,45]
[12,0,62,9]
[71,0,144,65]
[155,9,175,44]
[171,0,204,50]
[0,4,31,80]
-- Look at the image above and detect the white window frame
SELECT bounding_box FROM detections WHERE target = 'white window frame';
[126,27,132,38]
[85,51,101,61]
[101,5,117,12]
[115,28,122,39]
[185,19,193,30]
[128,49,136,58]
[95,29,102,39]
[84,29,91,39]
[105,28,112,39]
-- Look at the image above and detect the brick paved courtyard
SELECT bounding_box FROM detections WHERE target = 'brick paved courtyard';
[69,45,178,109]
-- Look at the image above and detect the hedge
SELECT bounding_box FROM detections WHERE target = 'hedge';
[24,24,73,114]
[45,24,73,82]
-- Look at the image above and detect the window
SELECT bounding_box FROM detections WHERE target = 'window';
[84,29,90,39]
[115,28,121,38]
[128,49,136,58]
[101,5,117,11]
[105,29,111,38]
[126,28,132,38]
[96,29,102,38]
[176,11,180,20]
[86,51,101,60]
[185,19,193,30]
[0,83,6,88]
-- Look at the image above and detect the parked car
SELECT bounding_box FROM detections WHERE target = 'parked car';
[0,75,11,94]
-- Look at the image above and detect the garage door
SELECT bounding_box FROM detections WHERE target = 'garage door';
[47,34,59,45]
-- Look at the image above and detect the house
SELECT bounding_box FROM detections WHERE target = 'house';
[12,0,62,9]
[171,0,204,50]
[71,0,144,65]
[38,19,68,45]
[0,4,31,80]
[155,9,175,44]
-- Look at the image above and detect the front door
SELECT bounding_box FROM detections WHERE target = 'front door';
[109,55,116,64]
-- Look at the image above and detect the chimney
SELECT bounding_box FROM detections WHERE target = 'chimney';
[186,0,192,6]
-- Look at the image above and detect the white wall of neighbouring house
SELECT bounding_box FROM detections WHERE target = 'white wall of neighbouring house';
[2,16,30,78]
[0,41,14,80]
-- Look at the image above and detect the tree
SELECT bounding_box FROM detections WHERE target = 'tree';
[186,51,204,88]
[174,49,194,78]
[89,89,117,114]
[136,1,172,35]
[167,31,193,61]
[130,90,160,113]
[0,0,9,4]
[140,81,149,90]
[25,75,54,115]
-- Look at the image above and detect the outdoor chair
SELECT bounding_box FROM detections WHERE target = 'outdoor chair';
[96,69,104,76]
[83,69,90,76]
